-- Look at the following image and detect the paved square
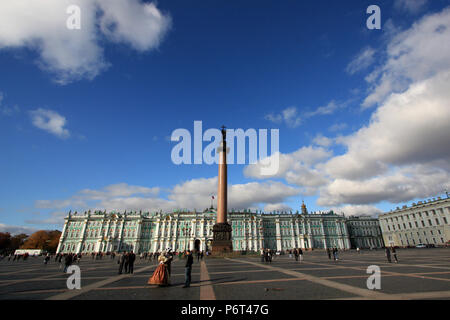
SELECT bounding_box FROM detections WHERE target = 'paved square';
[1,248,449,300]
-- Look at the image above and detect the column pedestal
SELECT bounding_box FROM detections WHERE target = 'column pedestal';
[211,222,233,253]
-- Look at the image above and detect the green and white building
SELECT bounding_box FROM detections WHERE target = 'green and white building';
[345,216,384,249]
[56,202,352,254]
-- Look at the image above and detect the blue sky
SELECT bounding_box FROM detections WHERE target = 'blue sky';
[1,0,450,234]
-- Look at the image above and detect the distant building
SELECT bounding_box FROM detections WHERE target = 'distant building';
[56,202,352,254]
[345,216,384,249]
[379,196,450,247]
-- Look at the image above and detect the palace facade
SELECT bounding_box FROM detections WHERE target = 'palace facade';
[56,203,353,254]
[345,216,384,249]
[379,195,450,247]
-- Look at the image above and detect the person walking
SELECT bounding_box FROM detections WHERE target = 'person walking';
[124,252,130,273]
[118,252,126,274]
[44,254,50,265]
[333,248,339,261]
[183,250,194,288]
[63,253,73,273]
[385,247,392,263]
[299,248,303,262]
[294,249,299,261]
[327,248,332,260]
[166,249,174,277]
[128,251,136,274]
[391,247,399,263]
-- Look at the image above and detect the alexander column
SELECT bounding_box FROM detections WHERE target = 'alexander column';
[211,126,233,253]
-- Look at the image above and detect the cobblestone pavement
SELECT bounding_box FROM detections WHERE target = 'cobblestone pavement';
[0,248,449,300]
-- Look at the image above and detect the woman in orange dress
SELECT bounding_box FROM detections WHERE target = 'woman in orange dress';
[148,251,169,286]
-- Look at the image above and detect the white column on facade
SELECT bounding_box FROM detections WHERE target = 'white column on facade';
[167,218,172,250]
[290,221,296,249]
[258,220,264,249]
[342,222,350,249]
[320,219,326,249]
[152,219,160,252]
[246,220,251,251]
[76,218,89,254]
[172,219,178,250]
[133,219,142,253]
[118,218,126,252]
[335,220,343,249]
[275,219,282,251]
[248,220,252,251]
[190,219,195,250]
[307,220,312,248]
[104,219,112,252]
[295,220,301,248]
[252,220,256,251]
[57,218,69,254]
[200,218,205,251]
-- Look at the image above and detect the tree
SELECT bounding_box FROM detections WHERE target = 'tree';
[0,232,12,253]
[21,230,61,253]
[10,234,28,251]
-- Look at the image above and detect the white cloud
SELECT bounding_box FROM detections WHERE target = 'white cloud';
[35,183,160,209]
[263,203,293,212]
[265,106,302,128]
[304,100,340,117]
[394,0,428,14]
[0,92,20,116]
[325,70,450,181]
[363,8,450,107]
[0,223,38,235]
[346,47,376,75]
[244,146,331,196]
[318,165,450,207]
[31,179,301,225]
[329,205,383,217]
[29,108,70,138]
[313,134,333,147]
[0,0,171,84]
[328,122,348,132]
[80,183,160,200]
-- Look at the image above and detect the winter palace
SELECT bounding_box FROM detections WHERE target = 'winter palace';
[56,202,367,254]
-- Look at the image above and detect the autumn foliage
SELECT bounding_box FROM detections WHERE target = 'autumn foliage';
[0,232,29,254]
[20,230,61,253]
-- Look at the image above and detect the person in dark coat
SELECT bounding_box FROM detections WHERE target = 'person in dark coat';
[391,247,398,263]
[118,252,126,274]
[124,252,130,273]
[128,251,136,274]
[166,249,174,277]
[385,247,392,263]
[327,248,332,260]
[183,250,194,288]
[294,249,299,261]
[64,253,73,273]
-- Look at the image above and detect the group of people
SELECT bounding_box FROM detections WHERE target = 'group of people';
[385,246,399,263]
[5,252,30,261]
[117,251,136,274]
[260,248,274,263]
[287,248,304,262]
[326,248,340,261]
[147,248,194,288]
